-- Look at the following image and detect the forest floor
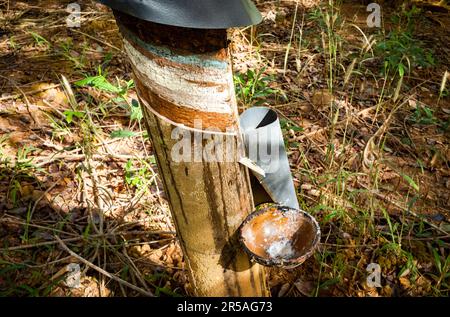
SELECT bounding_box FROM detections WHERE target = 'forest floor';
[0,0,449,297]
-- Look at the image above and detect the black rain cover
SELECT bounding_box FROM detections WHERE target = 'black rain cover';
[98,0,262,29]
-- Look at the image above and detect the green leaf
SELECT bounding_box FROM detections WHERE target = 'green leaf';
[112,96,125,103]
[148,155,156,164]
[18,284,39,296]
[432,248,442,273]
[425,52,435,66]
[156,286,183,297]
[323,210,337,222]
[126,79,135,89]
[102,52,113,65]
[110,130,137,139]
[400,173,419,192]
[439,223,450,233]
[131,177,140,186]
[423,106,434,118]
[398,63,405,78]
[291,125,303,132]
[279,119,289,130]
[130,99,143,122]
[75,75,121,94]
[320,277,340,289]
[400,137,412,145]
[125,159,133,171]
[63,110,84,124]
[29,31,49,46]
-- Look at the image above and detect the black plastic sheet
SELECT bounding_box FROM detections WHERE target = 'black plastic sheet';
[98,0,262,29]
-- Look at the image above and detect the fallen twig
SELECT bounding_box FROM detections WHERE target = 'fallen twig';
[55,235,154,297]
[0,84,62,102]
[35,153,147,167]
[0,230,175,251]
[71,29,123,53]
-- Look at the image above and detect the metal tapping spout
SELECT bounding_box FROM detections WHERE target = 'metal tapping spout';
[240,107,300,210]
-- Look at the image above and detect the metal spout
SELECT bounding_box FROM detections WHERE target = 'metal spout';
[240,107,300,210]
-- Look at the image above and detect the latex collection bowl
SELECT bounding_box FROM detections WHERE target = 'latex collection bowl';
[239,205,321,269]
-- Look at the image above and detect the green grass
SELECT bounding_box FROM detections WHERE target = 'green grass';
[234,67,286,109]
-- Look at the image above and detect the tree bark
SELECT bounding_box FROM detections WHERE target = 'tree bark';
[114,11,268,297]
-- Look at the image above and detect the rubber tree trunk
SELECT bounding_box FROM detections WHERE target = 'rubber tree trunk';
[113,11,268,297]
